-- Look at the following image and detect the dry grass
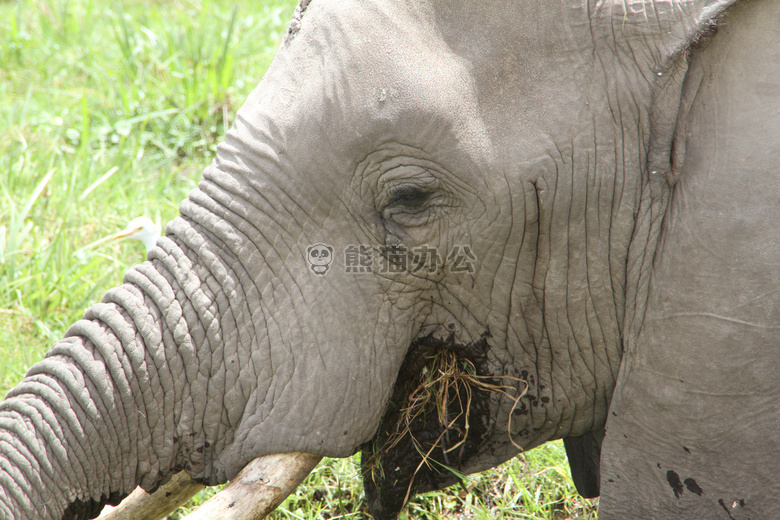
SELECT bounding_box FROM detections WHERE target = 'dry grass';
[370,350,528,505]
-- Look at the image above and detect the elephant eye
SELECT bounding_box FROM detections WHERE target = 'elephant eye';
[380,184,450,230]
[386,186,431,209]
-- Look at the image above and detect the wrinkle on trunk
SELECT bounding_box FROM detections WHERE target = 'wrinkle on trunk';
[0,185,269,519]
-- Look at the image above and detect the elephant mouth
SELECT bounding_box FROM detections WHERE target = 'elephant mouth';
[361,332,514,520]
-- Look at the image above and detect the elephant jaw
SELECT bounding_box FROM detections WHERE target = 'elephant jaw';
[360,332,514,520]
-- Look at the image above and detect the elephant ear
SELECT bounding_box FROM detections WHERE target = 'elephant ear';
[586,0,742,506]
[604,0,778,517]
[619,0,743,343]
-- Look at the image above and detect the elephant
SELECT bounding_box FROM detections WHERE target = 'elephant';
[1,0,778,518]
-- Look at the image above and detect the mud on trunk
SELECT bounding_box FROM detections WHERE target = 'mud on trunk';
[361,333,525,520]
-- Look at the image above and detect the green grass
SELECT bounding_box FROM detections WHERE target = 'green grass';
[0,1,597,518]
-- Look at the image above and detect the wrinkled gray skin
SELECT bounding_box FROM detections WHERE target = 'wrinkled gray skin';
[0,0,777,518]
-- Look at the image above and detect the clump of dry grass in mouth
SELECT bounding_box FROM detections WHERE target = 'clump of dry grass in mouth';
[373,350,528,504]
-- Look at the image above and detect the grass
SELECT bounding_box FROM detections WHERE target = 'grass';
[0,0,597,518]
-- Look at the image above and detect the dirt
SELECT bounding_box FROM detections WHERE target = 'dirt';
[360,332,499,520]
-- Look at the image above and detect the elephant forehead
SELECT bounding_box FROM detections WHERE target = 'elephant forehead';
[283,1,492,153]
[238,1,604,188]
[295,1,615,162]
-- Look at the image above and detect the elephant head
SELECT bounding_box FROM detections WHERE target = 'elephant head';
[2,0,774,518]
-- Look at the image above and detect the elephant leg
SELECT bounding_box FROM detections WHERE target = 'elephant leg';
[563,428,604,499]
[601,1,780,518]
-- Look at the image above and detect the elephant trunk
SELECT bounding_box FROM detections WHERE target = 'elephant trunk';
[0,165,289,519]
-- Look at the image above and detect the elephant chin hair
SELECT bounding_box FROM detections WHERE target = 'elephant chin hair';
[360,331,497,520]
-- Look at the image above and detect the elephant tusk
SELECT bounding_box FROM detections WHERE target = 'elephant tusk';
[96,452,321,520]
[97,470,204,520]
[182,452,322,520]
